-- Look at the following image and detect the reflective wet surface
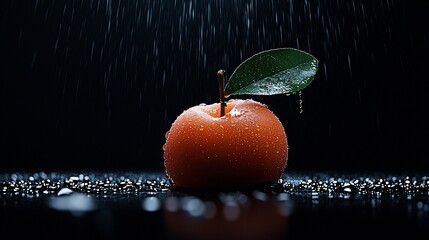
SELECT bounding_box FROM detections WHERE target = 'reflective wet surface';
[1,172,429,239]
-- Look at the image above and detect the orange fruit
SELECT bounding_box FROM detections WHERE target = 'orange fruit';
[163,99,288,189]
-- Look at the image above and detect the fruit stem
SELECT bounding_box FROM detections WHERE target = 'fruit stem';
[217,69,226,117]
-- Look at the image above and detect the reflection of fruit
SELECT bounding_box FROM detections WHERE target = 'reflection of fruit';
[163,98,288,188]
[163,196,290,240]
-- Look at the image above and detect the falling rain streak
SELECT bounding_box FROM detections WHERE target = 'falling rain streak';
[19,0,406,128]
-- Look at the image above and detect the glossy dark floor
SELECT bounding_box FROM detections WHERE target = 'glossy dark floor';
[1,172,429,239]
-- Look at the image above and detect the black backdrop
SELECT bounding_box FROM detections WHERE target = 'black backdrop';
[1,0,428,172]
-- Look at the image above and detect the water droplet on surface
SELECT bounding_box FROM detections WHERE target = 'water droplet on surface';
[143,196,161,212]
[49,193,96,216]
[181,197,205,217]
[57,187,73,196]
[336,183,358,195]
[69,176,79,181]
[253,191,268,201]
[277,193,290,201]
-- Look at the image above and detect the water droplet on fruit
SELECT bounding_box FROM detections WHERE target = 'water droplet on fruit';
[199,103,207,106]
[165,131,170,139]
[230,124,235,127]
[229,107,243,117]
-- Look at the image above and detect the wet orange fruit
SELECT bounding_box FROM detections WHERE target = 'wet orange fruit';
[163,99,288,189]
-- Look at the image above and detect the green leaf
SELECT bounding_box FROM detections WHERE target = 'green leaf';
[224,48,318,96]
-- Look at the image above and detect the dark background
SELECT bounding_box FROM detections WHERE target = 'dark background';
[1,0,428,173]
